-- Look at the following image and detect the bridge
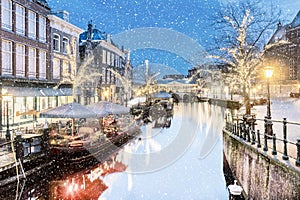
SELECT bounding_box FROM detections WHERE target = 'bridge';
[170,92,199,102]
[155,78,200,102]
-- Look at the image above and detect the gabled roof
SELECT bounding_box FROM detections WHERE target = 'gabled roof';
[290,10,300,28]
[268,23,287,44]
[267,10,300,44]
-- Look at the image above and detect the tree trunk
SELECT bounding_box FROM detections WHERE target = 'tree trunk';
[243,85,251,115]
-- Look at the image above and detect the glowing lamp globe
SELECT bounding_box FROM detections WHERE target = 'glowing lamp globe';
[264,66,273,78]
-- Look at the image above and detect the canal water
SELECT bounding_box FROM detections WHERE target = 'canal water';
[0,102,229,200]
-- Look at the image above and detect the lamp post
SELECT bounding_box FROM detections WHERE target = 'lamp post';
[5,99,11,151]
[2,88,11,151]
[264,66,273,137]
[265,66,273,119]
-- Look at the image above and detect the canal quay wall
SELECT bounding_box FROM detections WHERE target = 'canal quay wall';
[223,129,300,199]
[207,98,300,199]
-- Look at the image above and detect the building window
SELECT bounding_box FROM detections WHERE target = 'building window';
[1,0,12,31]
[107,51,111,65]
[39,16,46,42]
[16,44,25,77]
[53,58,60,79]
[39,50,47,79]
[1,40,12,75]
[15,4,25,35]
[117,56,120,68]
[28,10,36,39]
[111,53,115,66]
[62,60,70,76]
[53,34,60,52]
[102,50,107,64]
[28,47,36,78]
[62,37,69,53]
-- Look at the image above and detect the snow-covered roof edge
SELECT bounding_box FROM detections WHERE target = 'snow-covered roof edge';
[267,22,287,44]
[290,10,300,28]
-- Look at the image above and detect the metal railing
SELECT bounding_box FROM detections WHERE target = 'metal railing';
[224,114,300,167]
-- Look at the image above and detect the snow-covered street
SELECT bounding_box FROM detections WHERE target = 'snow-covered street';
[250,97,300,142]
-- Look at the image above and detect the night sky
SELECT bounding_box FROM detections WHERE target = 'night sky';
[47,0,300,75]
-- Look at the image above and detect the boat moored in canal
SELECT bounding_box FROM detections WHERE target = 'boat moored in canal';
[47,116,141,163]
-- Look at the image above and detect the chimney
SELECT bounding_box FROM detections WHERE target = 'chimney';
[107,34,111,43]
[87,21,93,41]
[52,10,69,22]
[277,21,282,29]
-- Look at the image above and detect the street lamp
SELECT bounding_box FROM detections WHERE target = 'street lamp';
[264,66,273,138]
[264,66,273,119]
[2,88,11,151]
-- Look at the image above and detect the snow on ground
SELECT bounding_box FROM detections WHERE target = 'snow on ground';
[251,97,300,142]
[99,103,229,200]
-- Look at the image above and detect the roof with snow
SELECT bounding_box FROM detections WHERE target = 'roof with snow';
[268,23,287,44]
[79,23,107,43]
[36,0,49,8]
[290,10,300,28]
[157,79,196,85]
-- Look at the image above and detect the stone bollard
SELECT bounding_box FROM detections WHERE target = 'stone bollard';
[15,131,23,161]
[228,180,243,199]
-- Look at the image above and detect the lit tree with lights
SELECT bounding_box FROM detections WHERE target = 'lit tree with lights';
[107,52,133,107]
[187,66,223,98]
[54,37,103,103]
[143,60,160,101]
[210,0,282,115]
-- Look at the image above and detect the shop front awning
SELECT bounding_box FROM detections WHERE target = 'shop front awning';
[4,87,80,97]
[6,87,42,97]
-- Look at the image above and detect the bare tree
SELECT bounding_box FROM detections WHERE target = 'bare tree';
[209,0,282,115]
[54,38,103,103]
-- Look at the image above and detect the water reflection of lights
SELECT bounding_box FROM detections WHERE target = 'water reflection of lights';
[50,159,127,199]
[64,178,80,195]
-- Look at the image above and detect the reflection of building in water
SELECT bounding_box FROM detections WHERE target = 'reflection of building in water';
[49,158,127,199]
